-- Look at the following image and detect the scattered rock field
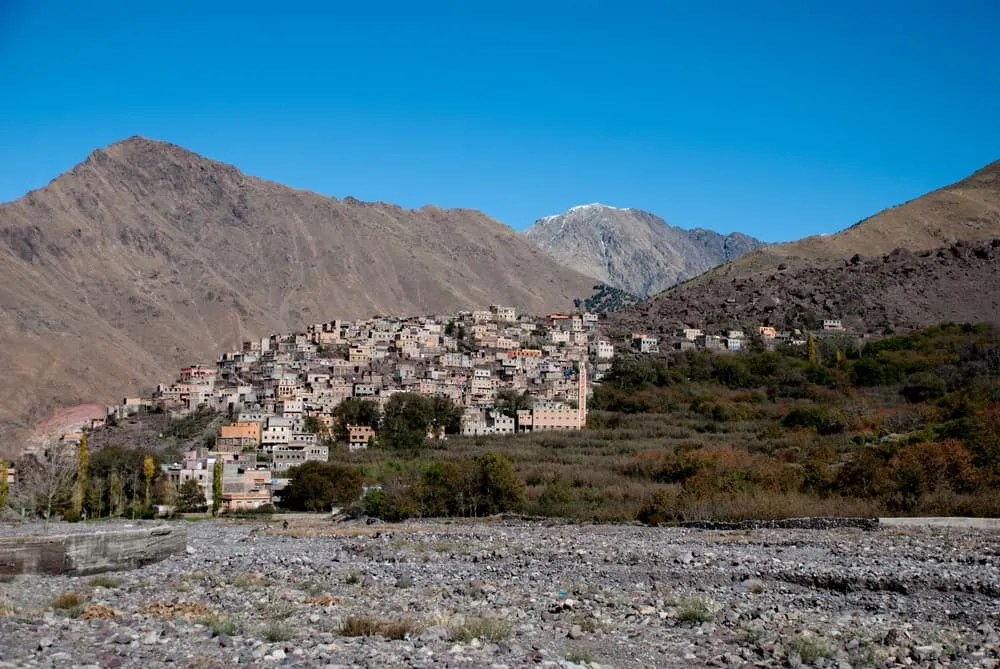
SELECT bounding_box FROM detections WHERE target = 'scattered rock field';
[1,517,998,668]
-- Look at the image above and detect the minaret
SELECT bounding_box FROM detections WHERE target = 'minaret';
[578,359,588,429]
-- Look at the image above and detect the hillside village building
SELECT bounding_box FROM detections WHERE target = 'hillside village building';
[107,304,843,509]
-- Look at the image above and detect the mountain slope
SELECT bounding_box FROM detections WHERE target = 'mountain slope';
[608,159,1000,334]
[0,137,594,451]
[706,159,1000,280]
[608,239,1000,335]
[523,203,765,296]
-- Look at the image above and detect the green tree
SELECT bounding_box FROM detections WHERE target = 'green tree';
[495,390,533,418]
[279,461,363,512]
[332,398,381,442]
[428,395,463,435]
[176,478,207,513]
[212,459,223,516]
[302,415,322,435]
[807,333,818,365]
[68,433,91,520]
[0,459,8,509]
[381,393,433,450]
[473,452,523,515]
[109,470,123,517]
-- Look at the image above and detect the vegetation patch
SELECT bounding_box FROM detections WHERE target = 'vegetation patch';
[339,615,423,640]
[448,617,513,643]
[86,575,122,589]
[675,596,714,624]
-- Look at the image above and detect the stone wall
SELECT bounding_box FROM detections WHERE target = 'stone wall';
[0,525,187,576]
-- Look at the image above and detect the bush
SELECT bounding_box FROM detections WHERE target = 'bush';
[52,591,85,610]
[261,621,294,642]
[781,407,845,435]
[87,576,122,589]
[339,615,422,640]
[448,617,512,642]
[902,372,948,403]
[676,597,713,623]
[279,461,362,511]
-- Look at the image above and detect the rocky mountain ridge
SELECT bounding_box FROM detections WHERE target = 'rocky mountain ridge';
[524,203,765,296]
[608,159,1000,335]
[0,137,594,453]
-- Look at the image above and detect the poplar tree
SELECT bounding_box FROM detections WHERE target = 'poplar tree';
[807,333,818,365]
[143,455,155,507]
[0,459,8,509]
[71,434,90,519]
[212,459,223,516]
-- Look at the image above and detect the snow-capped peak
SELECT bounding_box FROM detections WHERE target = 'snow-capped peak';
[538,203,627,223]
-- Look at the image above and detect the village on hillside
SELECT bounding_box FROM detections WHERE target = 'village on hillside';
[31,307,846,515]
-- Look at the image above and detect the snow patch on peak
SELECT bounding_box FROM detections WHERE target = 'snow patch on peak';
[538,203,628,221]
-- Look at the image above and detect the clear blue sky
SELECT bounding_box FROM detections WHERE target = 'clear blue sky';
[1,1,998,242]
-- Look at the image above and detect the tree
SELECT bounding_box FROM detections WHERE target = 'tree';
[143,455,155,507]
[495,390,533,419]
[109,470,124,517]
[18,442,77,530]
[177,478,207,513]
[302,415,322,435]
[69,434,90,520]
[807,333,818,365]
[428,395,463,435]
[0,459,8,509]
[279,461,362,512]
[380,393,433,450]
[332,398,381,442]
[473,452,523,515]
[212,459,223,516]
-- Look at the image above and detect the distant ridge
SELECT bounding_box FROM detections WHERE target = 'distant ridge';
[607,159,1000,334]
[524,203,765,296]
[0,136,594,453]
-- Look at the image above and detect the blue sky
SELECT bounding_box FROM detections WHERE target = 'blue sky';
[1,1,998,242]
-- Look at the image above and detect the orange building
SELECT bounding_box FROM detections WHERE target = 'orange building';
[220,421,262,446]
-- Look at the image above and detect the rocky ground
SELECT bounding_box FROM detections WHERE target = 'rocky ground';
[1,517,999,668]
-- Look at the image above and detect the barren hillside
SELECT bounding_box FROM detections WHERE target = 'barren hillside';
[609,160,1000,334]
[0,137,593,453]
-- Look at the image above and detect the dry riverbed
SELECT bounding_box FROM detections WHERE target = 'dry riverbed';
[1,517,999,668]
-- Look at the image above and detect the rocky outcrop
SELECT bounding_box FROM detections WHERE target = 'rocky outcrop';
[0,525,187,576]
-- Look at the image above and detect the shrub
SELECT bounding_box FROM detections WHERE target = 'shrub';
[200,614,243,637]
[448,617,512,642]
[781,407,845,434]
[261,621,294,642]
[87,576,122,589]
[676,596,713,623]
[339,615,422,640]
[787,633,830,663]
[52,591,84,610]
[902,372,948,403]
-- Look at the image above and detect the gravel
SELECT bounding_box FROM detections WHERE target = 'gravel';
[1,517,999,668]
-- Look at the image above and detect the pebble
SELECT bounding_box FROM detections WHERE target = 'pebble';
[0,518,997,668]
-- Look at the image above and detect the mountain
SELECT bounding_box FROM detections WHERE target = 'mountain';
[608,239,1000,336]
[523,203,765,296]
[607,160,1000,335]
[0,137,594,453]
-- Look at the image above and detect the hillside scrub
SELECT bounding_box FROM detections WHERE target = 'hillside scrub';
[329,323,1000,522]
